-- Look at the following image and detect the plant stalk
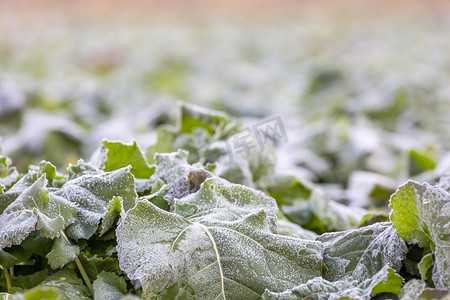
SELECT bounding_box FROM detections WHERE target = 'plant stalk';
[2,266,11,292]
[60,231,93,295]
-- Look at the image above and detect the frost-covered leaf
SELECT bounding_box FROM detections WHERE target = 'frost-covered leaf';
[34,161,66,188]
[0,170,39,214]
[93,271,127,300]
[263,265,403,300]
[0,155,20,190]
[117,189,323,299]
[165,169,213,209]
[56,167,137,240]
[389,179,450,288]
[316,222,407,282]
[46,236,80,269]
[151,149,195,185]
[0,175,77,250]
[67,159,102,180]
[172,177,278,224]
[91,140,154,179]
[398,279,450,300]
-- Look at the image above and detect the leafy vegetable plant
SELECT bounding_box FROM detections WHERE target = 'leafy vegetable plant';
[0,104,449,299]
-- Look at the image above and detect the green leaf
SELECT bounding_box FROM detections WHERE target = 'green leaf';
[92,272,127,300]
[370,267,403,294]
[78,253,120,282]
[178,103,241,138]
[33,161,66,188]
[280,190,367,234]
[11,269,48,290]
[263,265,403,300]
[389,179,450,288]
[0,246,31,269]
[56,167,137,240]
[20,269,90,300]
[117,180,323,298]
[46,236,80,269]
[0,155,20,191]
[409,148,437,176]
[310,191,368,233]
[418,253,433,283]
[268,175,313,206]
[316,222,407,282]
[99,197,123,236]
[92,140,154,179]
[145,126,178,165]
[0,175,77,251]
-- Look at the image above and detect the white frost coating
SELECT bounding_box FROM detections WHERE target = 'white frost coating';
[56,167,137,240]
[317,222,407,282]
[174,177,278,230]
[116,188,323,298]
[398,279,426,300]
[152,149,196,185]
[263,265,400,300]
[0,175,77,250]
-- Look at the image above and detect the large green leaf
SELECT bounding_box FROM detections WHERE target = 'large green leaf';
[117,178,323,299]
[91,140,154,179]
[316,222,407,282]
[0,175,77,251]
[263,265,403,300]
[389,178,450,288]
[56,167,137,240]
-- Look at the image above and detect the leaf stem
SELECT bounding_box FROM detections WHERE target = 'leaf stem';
[2,266,11,292]
[60,231,93,295]
[74,256,93,295]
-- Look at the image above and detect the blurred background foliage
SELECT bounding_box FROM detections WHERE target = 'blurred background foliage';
[0,0,449,205]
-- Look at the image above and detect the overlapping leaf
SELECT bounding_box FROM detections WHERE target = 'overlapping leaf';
[117,177,323,299]
[389,177,450,288]
[55,167,137,240]
[0,175,77,251]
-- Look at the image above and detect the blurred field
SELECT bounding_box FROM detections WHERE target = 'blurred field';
[1,0,449,24]
[1,0,450,187]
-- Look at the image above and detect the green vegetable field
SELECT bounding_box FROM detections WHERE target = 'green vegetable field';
[0,4,450,299]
